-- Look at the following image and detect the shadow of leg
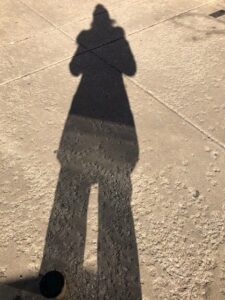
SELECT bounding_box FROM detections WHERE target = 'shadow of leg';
[98,175,142,300]
[40,168,92,298]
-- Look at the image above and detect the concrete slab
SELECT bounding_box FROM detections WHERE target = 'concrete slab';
[127,77,225,300]
[1,0,225,299]
[0,0,52,45]
[21,0,141,27]
[61,0,209,50]
[0,61,74,300]
[0,29,75,84]
[93,3,225,147]
[0,51,225,299]
[22,0,208,28]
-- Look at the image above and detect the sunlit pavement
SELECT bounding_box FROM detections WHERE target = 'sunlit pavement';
[0,0,225,299]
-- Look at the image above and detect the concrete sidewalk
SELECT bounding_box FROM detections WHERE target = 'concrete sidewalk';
[0,0,225,299]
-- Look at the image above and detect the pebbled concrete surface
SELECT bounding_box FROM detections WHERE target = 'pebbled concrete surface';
[0,0,225,299]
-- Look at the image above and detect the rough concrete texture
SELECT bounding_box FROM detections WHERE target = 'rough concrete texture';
[0,0,225,299]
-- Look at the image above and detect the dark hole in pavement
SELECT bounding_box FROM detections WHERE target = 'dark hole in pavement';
[209,9,225,18]
[39,271,65,299]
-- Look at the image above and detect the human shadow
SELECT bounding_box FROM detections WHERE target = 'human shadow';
[39,4,141,299]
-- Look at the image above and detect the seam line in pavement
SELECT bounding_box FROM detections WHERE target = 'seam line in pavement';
[118,0,215,38]
[0,56,72,86]
[5,0,224,151]
[18,0,214,44]
[3,0,214,48]
[2,0,215,86]
[17,0,142,39]
[0,27,57,48]
[2,0,215,87]
[17,0,146,32]
[0,0,215,86]
[128,78,225,151]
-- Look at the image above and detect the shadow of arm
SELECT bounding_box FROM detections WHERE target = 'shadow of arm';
[69,50,82,76]
[122,41,136,76]
[69,32,86,76]
[116,28,136,76]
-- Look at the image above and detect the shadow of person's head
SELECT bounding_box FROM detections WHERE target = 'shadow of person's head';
[91,4,115,29]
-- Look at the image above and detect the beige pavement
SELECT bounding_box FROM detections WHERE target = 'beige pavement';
[0,0,225,299]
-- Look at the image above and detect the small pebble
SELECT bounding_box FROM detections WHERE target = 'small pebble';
[192,190,200,198]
